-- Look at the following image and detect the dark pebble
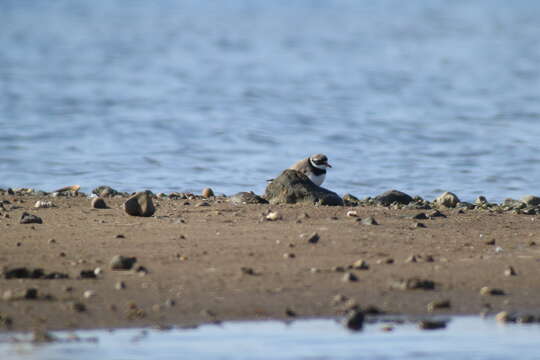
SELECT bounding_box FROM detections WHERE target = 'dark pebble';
[91,197,108,209]
[361,216,378,225]
[79,270,97,279]
[344,309,365,331]
[110,255,137,270]
[20,212,43,224]
[418,320,447,330]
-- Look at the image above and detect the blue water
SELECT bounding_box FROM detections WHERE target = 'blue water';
[1,1,540,202]
[2,317,540,360]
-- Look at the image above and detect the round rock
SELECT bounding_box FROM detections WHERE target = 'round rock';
[434,192,460,208]
[123,191,155,217]
[91,197,108,209]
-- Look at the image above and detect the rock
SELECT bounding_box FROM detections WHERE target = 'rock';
[502,198,526,209]
[342,193,360,206]
[34,200,54,208]
[229,192,268,205]
[305,232,320,244]
[283,253,295,259]
[391,278,435,290]
[54,185,81,193]
[240,267,255,275]
[351,259,369,270]
[429,210,446,218]
[342,272,358,282]
[434,192,460,208]
[410,212,429,220]
[24,288,38,300]
[195,201,210,207]
[202,188,214,198]
[285,308,297,317]
[475,196,488,206]
[374,190,413,206]
[427,300,451,312]
[346,210,358,217]
[343,308,364,331]
[412,222,426,228]
[521,195,540,206]
[504,266,517,276]
[110,255,137,270]
[91,197,108,209]
[83,290,95,299]
[92,186,120,197]
[480,286,505,296]
[69,302,86,313]
[418,320,447,330]
[405,255,418,263]
[115,281,126,290]
[266,211,282,221]
[79,270,97,279]
[264,170,343,206]
[20,212,43,224]
[495,311,511,323]
[361,216,378,225]
[123,191,155,217]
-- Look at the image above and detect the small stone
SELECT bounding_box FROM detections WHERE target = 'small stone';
[34,200,54,208]
[495,311,511,323]
[202,188,214,198]
[110,255,137,270]
[429,210,446,218]
[346,210,358,217]
[91,197,108,209]
[48,239,56,244]
[54,185,81,193]
[229,192,268,205]
[351,259,369,270]
[305,232,320,244]
[83,290,96,298]
[285,308,297,317]
[332,266,345,272]
[374,190,413,206]
[266,211,282,221]
[94,267,103,276]
[342,272,358,282]
[391,278,435,290]
[480,286,505,296]
[92,186,119,197]
[240,267,255,275]
[343,309,364,331]
[427,300,451,312]
[20,212,43,224]
[123,191,155,217]
[521,195,540,207]
[504,266,517,276]
[412,222,426,228]
[418,320,447,330]
[196,201,210,207]
[485,239,496,245]
[165,299,176,307]
[2,290,14,301]
[435,192,460,208]
[361,216,378,225]
[283,253,295,259]
[115,281,126,290]
[69,302,86,312]
[475,196,488,206]
[79,270,97,279]
[405,255,418,263]
[411,212,429,220]
[24,288,38,300]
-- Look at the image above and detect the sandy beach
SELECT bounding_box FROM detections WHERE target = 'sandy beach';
[1,190,539,332]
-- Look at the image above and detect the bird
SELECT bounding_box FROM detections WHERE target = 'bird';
[288,153,332,186]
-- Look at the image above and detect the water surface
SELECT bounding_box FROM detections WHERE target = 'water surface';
[1,1,540,202]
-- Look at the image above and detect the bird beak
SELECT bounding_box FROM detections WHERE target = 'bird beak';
[326,163,332,168]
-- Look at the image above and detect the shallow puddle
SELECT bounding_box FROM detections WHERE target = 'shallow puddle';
[1,317,539,360]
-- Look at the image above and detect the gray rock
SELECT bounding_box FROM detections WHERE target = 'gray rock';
[123,191,155,217]
[342,193,360,206]
[521,195,540,207]
[91,197,108,209]
[110,255,137,270]
[92,186,120,197]
[343,308,364,331]
[418,320,447,330]
[20,212,43,224]
[228,192,268,205]
[502,198,526,209]
[264,170,343,206]
[361,216,378,225]
[434,192,460,208]
[374,190,413,206]
[202,187,214,198]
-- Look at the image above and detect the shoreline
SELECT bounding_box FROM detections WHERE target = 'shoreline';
[1,188,540,332]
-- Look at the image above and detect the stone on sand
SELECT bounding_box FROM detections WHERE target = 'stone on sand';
[434,192,460,208]
[123,191,155,217]
[374,190,413,206]
[264,170,343,206]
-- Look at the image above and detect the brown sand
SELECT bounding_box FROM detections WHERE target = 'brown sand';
[1,194,539,332]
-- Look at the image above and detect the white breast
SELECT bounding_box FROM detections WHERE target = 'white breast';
[308,172,325,186]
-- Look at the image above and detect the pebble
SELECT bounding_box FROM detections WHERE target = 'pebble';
[427,300,451,312]
[123,191,155,217]
[283,253,295,259]
[69,302,87,313]
[351,259,369,270]
[390,278,435,290]
[83,290,96,299]
[91,197,108,209]
[346,210,358,217]
[361,216,378,225]
[48,238,56,244]
[435,192,460,208]
[504,266,517,276]
[342,272,358,282]
[94,267,103,276]
[19,212,43,224]
[115,281,126,290]
[480,286,505,296]
[405,255,418,263]
[418,320,447,330]
[411,212,429,220]
[343,308,364,331]
[240,267,255,275]
[54,185,81,193]
[202,188,214,198]
[195,201,210,207]
[34,200,54,208]
[79,270,97,279]
[521,195,540,207]
[429,210,446,218]
[285,308,297,317]
[485,239,496,245]
[304,232,320,244]
[110,255,137,270]
[475,196,488,205]
[266,211,282,221]
[412,222,426,228]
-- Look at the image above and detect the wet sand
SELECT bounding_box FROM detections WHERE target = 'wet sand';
[1,193,539,332]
